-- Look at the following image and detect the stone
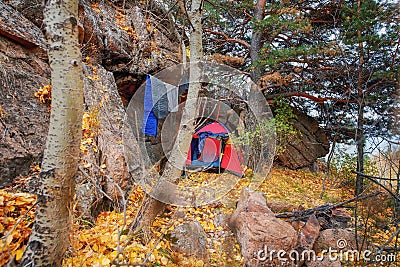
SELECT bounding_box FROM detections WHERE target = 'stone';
[170,221,208,260]
[0,33,49,187]
[313,229,366,253]
[267,201,298,213]
[0,2,46,50]
[305,257,342,267]
[331,208,352,228]
[213,210,231,229]
[275,109,330,169]
[229,188,297,266]
[296,214,321,266]
[75,64,131,219]
[297,214,321,251]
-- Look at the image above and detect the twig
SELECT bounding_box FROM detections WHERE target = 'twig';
[276,191,382,218]
[352,171,400,202]
[379,226,400,252]
[1,201,37,252]
[111,179,128,266]
[320,141,336,199]
[78,166,114,201]
[374,246,400,252]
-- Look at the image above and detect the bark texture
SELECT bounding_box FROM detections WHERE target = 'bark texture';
[19,0,83,266]
[250,0,266,82]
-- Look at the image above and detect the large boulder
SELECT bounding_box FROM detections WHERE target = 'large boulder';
[229,188,298,266]
[170,221,209,260]
[313,229,365,253]
[276,109,330,170]
[75,63,130,219]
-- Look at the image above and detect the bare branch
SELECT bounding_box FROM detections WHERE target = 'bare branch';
[204,29,250,48]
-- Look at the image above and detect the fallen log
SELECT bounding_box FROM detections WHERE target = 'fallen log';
[275,191,382,219]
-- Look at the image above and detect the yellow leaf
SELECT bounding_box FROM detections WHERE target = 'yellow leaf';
[101,257,110,266]
[195,259,204,267]
[208,221,215,231]
[6,234,13,245]
[15,247,25,261]
[160,256,168,265]
[186,47,190,58]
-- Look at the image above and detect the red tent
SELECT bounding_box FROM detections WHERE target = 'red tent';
[185,122,243,177]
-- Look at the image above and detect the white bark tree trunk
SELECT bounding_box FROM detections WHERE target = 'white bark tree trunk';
[19,0,83,266]
[131,0,203,235]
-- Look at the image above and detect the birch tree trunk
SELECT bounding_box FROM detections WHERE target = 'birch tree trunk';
[131,0,203,236]
[19,0,83,266]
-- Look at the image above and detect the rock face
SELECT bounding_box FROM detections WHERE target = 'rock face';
[0,1,181,223]
[77,1,180,105]
[170,221,208,260]
[276,109,330,170]
[0,0,179,190]
[75,64,130,219]
[0,2,49,187]
[229,188,298,266]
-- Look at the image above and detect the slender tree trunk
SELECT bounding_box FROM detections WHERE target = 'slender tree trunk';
[355,0,365,196]
[19,0,83,266]
[131,0,203,236]
[355,103,365,196]
[250,0,266,82]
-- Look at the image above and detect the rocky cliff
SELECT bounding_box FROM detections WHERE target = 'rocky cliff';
[0,0,329,215]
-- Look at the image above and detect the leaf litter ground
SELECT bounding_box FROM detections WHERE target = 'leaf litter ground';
[0,167,396,266]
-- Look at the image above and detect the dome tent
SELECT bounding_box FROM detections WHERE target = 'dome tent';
[185,122,244,177]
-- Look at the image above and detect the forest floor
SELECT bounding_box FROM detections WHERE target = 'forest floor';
[0,166,397,266]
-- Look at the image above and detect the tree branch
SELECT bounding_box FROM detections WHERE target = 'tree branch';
[352,171,400,202]
[264,91,357,104]
[276,191,382,219]
[204,29,250,48]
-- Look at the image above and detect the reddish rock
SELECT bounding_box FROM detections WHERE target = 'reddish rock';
[331,208,352,228]
[0,2,46,50]
[313,229,367,253]
[75,64,130,219]
[0,33,49,187]
[229,188,297,266]
[296,214,321,266]
[305,257,342,267]
[297,214,321,251]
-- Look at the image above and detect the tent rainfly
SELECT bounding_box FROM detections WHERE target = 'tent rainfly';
[185,122,244,177]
